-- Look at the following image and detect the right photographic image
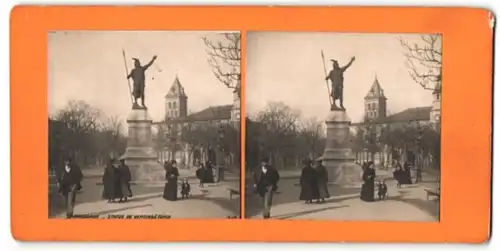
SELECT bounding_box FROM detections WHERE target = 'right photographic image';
[244,32,441,221]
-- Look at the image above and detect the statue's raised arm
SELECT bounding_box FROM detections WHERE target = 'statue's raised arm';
[143,55,158,70]
[341,56,355,72]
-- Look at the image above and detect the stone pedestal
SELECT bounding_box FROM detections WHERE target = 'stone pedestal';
[321,110,363,185]
[121,108,164,182]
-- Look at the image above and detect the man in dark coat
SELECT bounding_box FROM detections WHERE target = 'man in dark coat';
[57,158,83,218]
[118,157,132,202]
[299,159,319,204]
[401,162,413,185]
[253,158,280,219]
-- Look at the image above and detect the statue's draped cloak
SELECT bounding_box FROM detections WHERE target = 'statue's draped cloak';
[327,69,344,100]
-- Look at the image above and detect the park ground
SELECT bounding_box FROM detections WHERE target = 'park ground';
[49,167,241,219]
[245,168,440,221]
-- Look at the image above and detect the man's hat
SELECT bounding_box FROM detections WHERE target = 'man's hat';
[315,156,324,162]
[132,58,140,63]
[119,156,125,161]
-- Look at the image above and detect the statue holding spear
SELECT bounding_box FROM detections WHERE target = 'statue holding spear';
[321,51,355,111]
[122,49,157,109]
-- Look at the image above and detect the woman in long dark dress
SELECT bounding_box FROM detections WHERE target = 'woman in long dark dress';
[195,161,205,187]
[360,161,376,202]
[404,162,413,185]
[396,162,412,185]
[314,159,330,203]
[112,162,124,202]
[204,161,215,183]
[299,159,319,204]
[118,157,132,202]
[102,158,116,202]
[163,160,180,201]
[392,161,402,188]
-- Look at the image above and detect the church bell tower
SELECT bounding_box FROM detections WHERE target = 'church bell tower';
[364,76,387,121]
[164,75,188,120]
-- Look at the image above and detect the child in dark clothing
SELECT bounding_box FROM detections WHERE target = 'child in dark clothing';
[180,178,191,199]
[377,180,388,200]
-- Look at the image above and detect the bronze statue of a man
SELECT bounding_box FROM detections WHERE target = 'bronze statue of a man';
[127,55,157,108]
[325,56,355,110]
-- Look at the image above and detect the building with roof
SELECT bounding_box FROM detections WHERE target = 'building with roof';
[351,76,441,167]
[153,76,240,168]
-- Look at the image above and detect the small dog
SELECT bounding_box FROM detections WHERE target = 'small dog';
[180,179,191,199]
[377,180,388,200]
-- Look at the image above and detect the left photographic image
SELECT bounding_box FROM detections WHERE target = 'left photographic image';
[48,31,241,219]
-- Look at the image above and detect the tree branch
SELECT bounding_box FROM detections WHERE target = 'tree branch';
[398,35,442,91]
[202,33,241,96]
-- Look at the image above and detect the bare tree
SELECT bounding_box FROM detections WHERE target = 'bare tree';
[202,33,241,96]
[398,35,442,91]
[53,100,102,164]
[296,117,324,160]
[55,100,101,134]
[98,115,125,160]
[254,102,301,168]
[101,115,123,136]
[256,102,301,137]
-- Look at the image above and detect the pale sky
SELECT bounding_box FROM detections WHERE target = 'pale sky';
[48,31,236,122]
[246,32,440,123]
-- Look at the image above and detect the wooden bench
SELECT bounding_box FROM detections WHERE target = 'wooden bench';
[424,187,440,200]
[227,188,240,200]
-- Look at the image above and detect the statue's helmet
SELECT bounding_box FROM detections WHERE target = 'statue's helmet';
[132,58,141,67]
[330,59,340,68]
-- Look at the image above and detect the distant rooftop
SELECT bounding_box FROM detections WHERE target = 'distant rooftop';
[155,104,232,124]
[353,106,432,125]
[185,105,232,122]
